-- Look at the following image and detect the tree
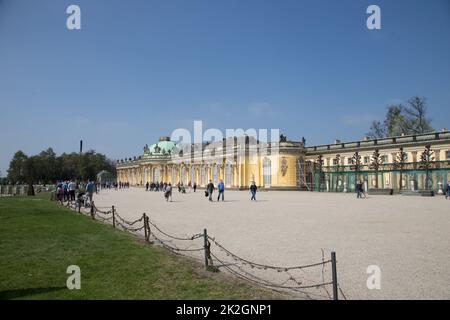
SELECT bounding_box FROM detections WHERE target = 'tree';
[333,154,342,191]
[314,155,324,192]
[367,96,434,138]
[368,120,386,139]
[419,145,434,190]
[401,96,434,134]
[350,152,362,188]
[23,156,41,196]
[7,151,28,184]
[369,149,384,189]
[393,147,407,190]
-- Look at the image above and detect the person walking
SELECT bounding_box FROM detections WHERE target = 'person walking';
[164,183,173,202]
[193,182,197,192]
[206,180,215,202]
[356,181,363,199]
[68,180,76,201]
[250,181,257,201]
[217,179,225,202]
[145,181,149,191]
[446,181,450,199]
[86,180,95,204]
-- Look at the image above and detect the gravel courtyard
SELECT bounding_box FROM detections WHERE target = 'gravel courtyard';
[93,188,450,300]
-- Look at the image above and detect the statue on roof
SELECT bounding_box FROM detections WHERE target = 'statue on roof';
[280,134,287,142]
[143,144,149,153]
[154,143,161,154]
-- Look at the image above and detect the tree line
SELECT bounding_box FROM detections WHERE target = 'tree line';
[4,148,116,185]
[367,96,435,139]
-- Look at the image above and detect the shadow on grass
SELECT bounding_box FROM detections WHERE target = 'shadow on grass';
[0,286,67,299]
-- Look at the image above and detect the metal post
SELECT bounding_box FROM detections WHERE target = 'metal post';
[112,205,116,228]
[331,251,338,300]
[203,228,208,269]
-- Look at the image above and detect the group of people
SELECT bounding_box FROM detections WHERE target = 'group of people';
[355,180,367,199]
[56,180,96,205]
[145,181,198,194]
[204,180,258,202]
[118,182,130,189]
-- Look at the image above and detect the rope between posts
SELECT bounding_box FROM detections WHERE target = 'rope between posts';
[208,236,331,271]
[209,251,333,290]
[147,219,203,241]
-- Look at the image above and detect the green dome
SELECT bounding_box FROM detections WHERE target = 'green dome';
[144,139,176,156]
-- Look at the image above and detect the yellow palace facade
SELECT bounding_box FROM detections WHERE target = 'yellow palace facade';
[116,130,450,193]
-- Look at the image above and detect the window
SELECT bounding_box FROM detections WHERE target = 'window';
[263,158,271,187]
[382,155,389,163]
[152,167,159,183]
[347,158,352,165]
[190,167,196,184]
[225,164,232,187]
[180,167,186,184]
[212,165,218,185]
[200,167,206,186]
[333,159,339,165]
[171,167,177,184]
[446,150,450,159]
[364,156,370,164]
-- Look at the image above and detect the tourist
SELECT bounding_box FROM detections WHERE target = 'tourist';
[217,179,225,202]
[446,181,450,199]
[63,181,69,201]
[206,180,215,202]
[193,182,197,192]
[250,181,257,201]
[165,183,173,202]
[68,180,76,201]
[356,181,363,199]
[145,181,149,191]
[86,180,95,204]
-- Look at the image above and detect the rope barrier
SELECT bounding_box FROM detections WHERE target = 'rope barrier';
[59,200,343,300]
[147,219,203,241]
[208,236,331,271]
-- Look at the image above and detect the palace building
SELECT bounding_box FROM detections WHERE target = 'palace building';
[116,130,450,193]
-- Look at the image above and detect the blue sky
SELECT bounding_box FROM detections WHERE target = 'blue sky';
[1,0,450,176]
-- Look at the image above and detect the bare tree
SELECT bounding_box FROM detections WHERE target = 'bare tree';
[350,152,362,188]
[419,145,434,190]
[401,97,434,134]
[393,147,407,190]
[369,149,384,189]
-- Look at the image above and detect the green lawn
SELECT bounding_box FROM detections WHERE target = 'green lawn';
[0,193,277,300]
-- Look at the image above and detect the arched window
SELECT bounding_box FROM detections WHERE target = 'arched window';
[200,166,206,186]
[171,166,176,184]
[213,165,218,185]
[225,163,232,187]
[152,167,159,183]
[190,166,196,184]
[263,157,271,187]
[180,166,186,184]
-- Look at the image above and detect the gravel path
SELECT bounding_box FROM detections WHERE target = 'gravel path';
[93,188,450,300]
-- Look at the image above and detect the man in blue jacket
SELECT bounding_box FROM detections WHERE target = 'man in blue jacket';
[217,179,225,202]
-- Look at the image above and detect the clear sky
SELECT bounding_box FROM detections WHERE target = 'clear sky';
[1,0,449,176]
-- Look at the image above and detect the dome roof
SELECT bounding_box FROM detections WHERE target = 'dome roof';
[144,139,176,156]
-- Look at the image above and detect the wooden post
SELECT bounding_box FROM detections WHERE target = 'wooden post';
[145,215,150,242]
[112,205,116,228]
[331,251,338,300]
[90,201,95,220]
[143,213,148,241]
[203,228,209,269]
